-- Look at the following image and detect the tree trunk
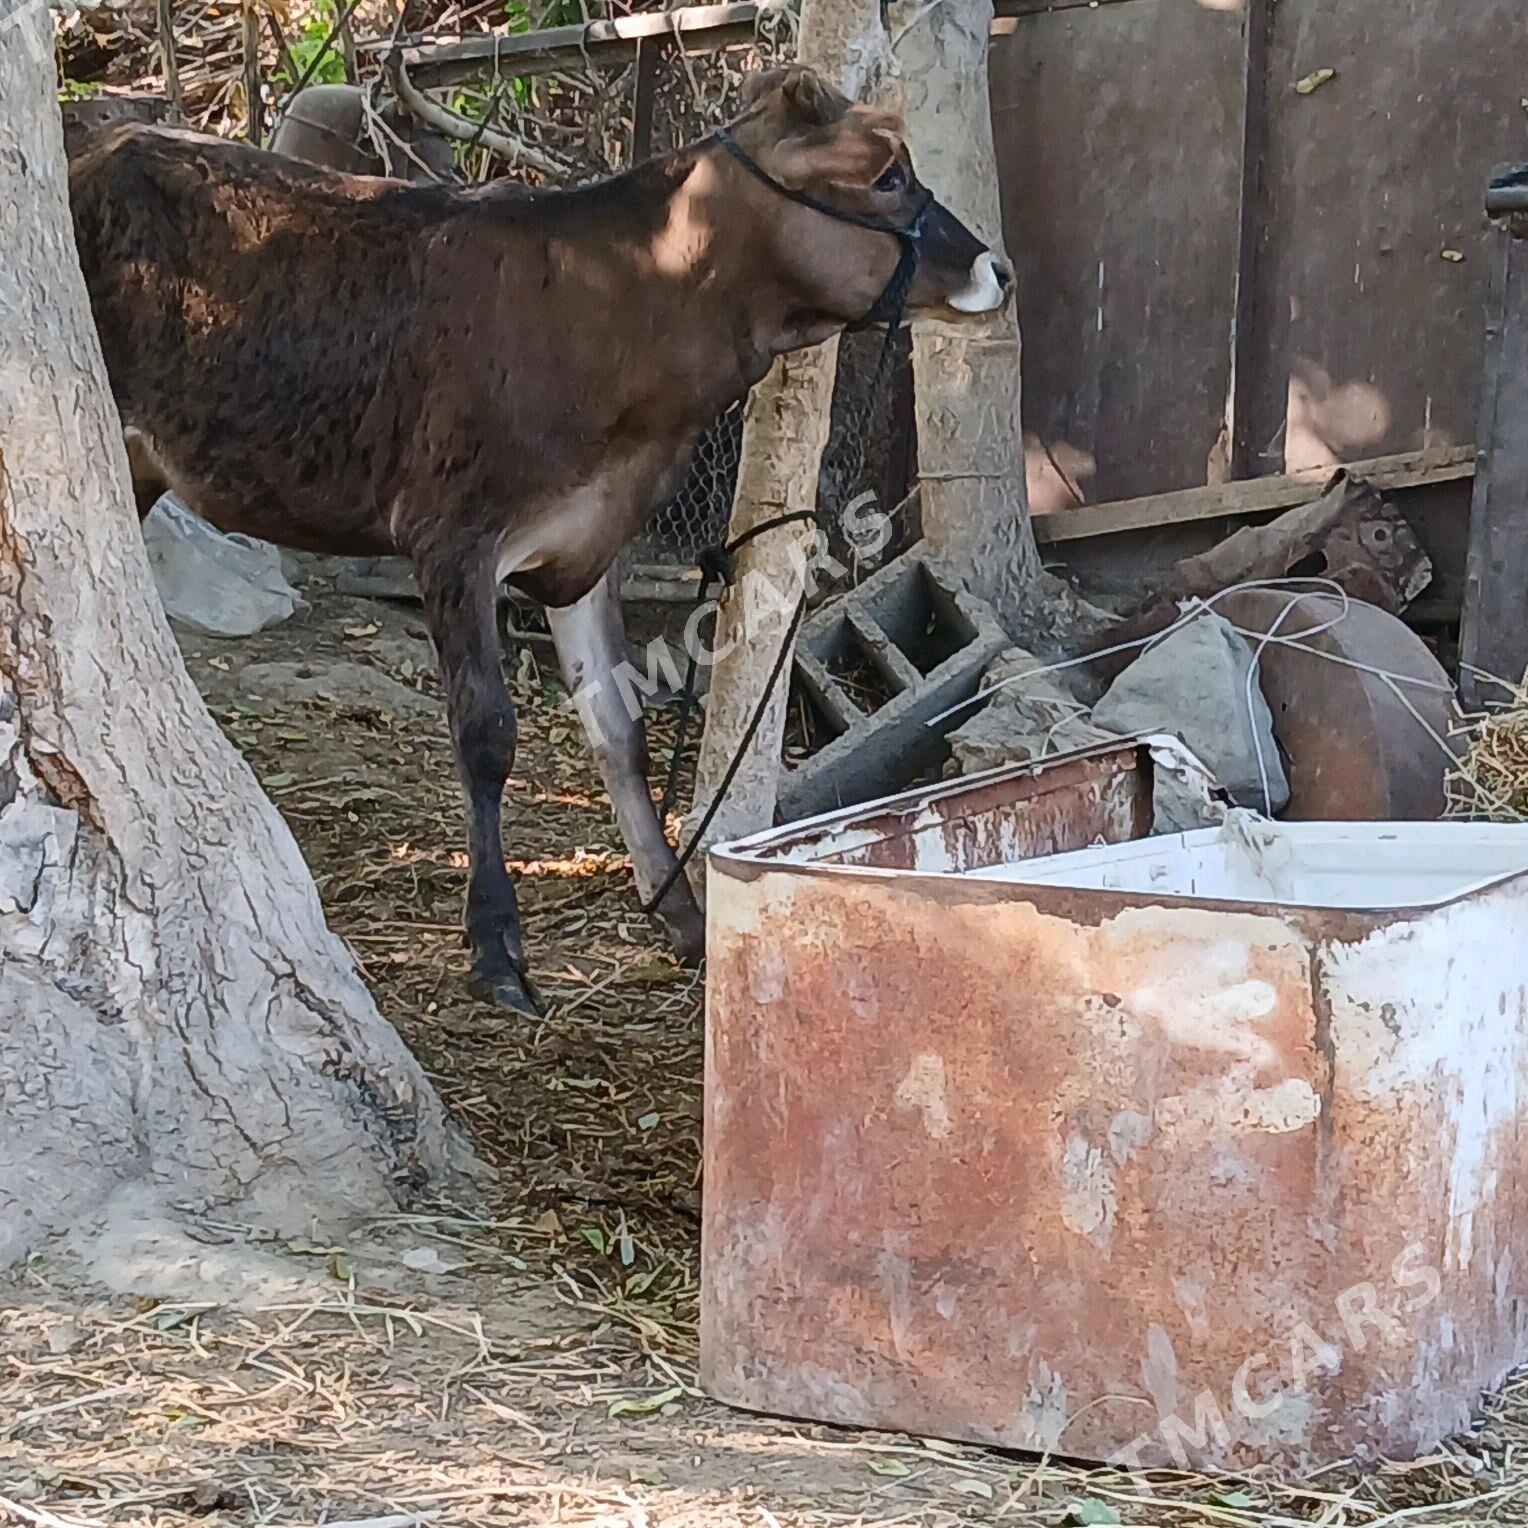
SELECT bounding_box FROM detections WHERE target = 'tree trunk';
[892,0,1044,640]
[0,17,460,1268]
[686,0,896,863]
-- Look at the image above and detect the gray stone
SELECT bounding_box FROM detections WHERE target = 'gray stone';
[334,557,421,602]
[949,647,1114,776]
[143,497,306,637]
[238,660,442,716]
[1092,611,1291,815]
[1143,734,1235,833]
[1152,747,1235,834]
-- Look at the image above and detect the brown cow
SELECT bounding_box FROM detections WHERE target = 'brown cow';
[69,65,1011,1016]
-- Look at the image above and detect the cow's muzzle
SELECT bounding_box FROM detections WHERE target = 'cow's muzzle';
[948,251,1013,314]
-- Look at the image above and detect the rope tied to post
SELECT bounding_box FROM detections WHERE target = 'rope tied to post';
[644,130,930,915]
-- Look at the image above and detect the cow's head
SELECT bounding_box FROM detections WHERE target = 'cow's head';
[726,66,1011,329]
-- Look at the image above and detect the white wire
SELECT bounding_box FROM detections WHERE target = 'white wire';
[1244,591,1303,814]
[923,578,1461,808]
[926,577,1360,729]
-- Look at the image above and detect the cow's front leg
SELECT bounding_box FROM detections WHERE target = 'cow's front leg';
[547,571,706,965]
[414,549,542,1017]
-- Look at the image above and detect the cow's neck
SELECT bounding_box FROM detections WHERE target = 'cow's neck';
[697,149,855,382]
[473,146,855,553]
[578,146,847,425]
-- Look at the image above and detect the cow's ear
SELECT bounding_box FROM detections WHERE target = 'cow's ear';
[781,65,847,126]
[741,68,793,111]
[774,121,899,191]
[742,65,848,126]
[846,105,905,158]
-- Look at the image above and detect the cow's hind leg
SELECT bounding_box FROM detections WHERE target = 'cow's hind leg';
[124,430,169,519]
[547,572,705,965]
[415,549,541,1017]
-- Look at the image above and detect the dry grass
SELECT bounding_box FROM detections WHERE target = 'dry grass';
[6,1257,1527,1527]
[4,579,1528,1526]
[1447,671,1528,823]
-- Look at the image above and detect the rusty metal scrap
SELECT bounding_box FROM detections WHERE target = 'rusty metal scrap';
[1158,469,1431,613]
[703,748,1528,1471]
[1217,588,1460,821]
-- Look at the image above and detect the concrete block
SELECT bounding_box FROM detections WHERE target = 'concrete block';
[779,543,1010,821]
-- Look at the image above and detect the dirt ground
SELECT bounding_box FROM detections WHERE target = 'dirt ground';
[2,570,1526,1528]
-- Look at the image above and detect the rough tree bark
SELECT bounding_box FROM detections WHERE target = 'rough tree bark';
[891,0,1042,638]
[0,16,460,1268]
[685,0,896,862]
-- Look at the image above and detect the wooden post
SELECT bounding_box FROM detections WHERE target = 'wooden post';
[686,0,898,861]
[157,0,183,123]
[242,0,264,144]
[1227,0,1273,480]
[631,35,660,163]
[338,0,359,84]
[893,0,1043,638]
[1460,171,1528,711]
[263,11,301,91]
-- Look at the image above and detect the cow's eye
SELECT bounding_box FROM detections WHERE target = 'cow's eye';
[875,163,909,194]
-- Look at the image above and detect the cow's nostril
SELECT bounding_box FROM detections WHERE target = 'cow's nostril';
[993,260,1014,293]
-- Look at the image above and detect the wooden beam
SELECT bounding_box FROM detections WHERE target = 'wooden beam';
[386,2,1036,89]
[381,3,765,89]
[156,0,183,123]
[1034,446,1476,545]
[992,0,1144,15]
[1460,191,1528,708]
[337,0,358,83]
[242,1,263,143]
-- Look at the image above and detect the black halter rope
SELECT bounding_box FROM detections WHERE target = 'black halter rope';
[643,131,930,918]
[713,127,933,331]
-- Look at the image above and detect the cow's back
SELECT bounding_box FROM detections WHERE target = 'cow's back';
[68,125,452,552]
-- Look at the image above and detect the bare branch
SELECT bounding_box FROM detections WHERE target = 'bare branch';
[384,47,574,179]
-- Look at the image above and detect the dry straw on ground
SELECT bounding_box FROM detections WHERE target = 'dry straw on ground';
[36,2,1528,1520]
[1447,670,1528,822]
[4,576,1527,1527]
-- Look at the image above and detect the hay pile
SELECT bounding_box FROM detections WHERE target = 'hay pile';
[1446,672,1528,821]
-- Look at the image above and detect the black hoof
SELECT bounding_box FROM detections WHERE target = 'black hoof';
[652,887,706,968]
[660,911,706,968]
[469,962,545,1018]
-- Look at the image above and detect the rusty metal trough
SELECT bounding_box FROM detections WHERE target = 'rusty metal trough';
[702,740,1528,1471]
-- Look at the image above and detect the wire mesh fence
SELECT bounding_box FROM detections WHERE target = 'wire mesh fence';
[629,335,915,588]
[623,30,917,585]
[630,402,747,565]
